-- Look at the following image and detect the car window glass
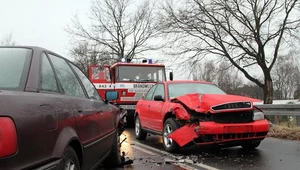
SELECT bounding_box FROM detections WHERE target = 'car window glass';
[48,54,86,98]
[70,63,102,100]
[152,84,164,100]
[145,85,157,100]
[0,48,32,90]
[168,83,226,99]
[39,53,58,92]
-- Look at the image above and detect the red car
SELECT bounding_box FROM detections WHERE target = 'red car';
[134,80,269,152]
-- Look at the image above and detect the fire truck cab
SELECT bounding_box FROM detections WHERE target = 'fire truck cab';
[88,58,172,126]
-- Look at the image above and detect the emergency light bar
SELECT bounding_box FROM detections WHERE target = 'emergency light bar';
[121,57,153,64]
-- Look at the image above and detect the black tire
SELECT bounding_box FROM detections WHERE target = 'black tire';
[57,147,80,170]
[135,116,147,140]
[241,141,261,150]
[163,118,180,152]
[125,116,135,128]
[102,132,122,168]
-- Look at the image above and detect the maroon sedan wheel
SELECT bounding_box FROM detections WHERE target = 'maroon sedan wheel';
[58,147,80,170]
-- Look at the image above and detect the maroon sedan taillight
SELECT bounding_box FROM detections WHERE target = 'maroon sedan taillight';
[0,117,18,158]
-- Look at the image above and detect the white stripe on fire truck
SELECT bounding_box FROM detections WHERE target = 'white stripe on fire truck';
[93,83,155,89]
[120,97,143,101]
[120,105,136,109]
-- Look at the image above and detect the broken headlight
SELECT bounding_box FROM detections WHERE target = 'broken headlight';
[253,109,264,120]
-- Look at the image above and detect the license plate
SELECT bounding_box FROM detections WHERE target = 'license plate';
[224,126,253,133]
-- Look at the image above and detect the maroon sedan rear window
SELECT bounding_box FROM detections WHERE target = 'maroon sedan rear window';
[0,48,32,90]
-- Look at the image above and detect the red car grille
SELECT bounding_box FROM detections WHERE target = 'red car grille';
[194,132,268,144]
[216,132,267,140]
[213,111,253,123]
[212,102,252,110]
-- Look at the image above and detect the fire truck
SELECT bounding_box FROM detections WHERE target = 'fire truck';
[88,58,173,127]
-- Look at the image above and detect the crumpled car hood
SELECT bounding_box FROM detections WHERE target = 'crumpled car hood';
[172,93,261,113]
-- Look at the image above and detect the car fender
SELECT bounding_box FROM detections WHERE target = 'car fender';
[135,101,142,116]
[164,102,190,121]
[52,127,83,158]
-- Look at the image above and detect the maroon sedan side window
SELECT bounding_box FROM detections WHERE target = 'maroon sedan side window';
[48,54,86,98]
[70,63,102,100]
[39,53,58,92]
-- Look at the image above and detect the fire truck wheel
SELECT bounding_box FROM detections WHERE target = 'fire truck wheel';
[135,116,147,140]
[126,116,135,128]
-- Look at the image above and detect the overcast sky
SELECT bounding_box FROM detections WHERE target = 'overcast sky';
[0,0,92,60]
[2,0,295,82]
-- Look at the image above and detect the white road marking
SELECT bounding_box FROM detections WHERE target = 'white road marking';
[131,143,197,170]
[130,141,220,170]
[131,144,156,156]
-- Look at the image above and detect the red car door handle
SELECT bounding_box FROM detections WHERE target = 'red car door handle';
[97,110,103,114]
[148,105,150,108]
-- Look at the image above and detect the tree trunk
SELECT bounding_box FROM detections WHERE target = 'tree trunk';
[297,116,300,127]
[263,74,276,123]
[263,75,273,104]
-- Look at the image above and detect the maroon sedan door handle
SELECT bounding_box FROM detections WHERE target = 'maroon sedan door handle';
[76,106,83,113]
[97,110,103,115]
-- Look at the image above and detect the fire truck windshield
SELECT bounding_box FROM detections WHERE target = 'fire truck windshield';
[115,66,166,82]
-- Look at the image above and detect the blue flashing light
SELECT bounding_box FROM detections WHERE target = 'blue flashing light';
[148,59,152,64]
[121,58,126,63]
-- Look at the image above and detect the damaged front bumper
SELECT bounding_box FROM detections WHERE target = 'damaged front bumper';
[168,120,269,147]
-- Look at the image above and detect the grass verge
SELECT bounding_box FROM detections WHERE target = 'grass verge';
[267,125,300,141]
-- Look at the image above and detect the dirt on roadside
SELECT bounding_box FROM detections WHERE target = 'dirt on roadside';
[267,125,300,141]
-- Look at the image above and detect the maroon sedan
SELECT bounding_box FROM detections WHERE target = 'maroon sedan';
[0,46,124,170]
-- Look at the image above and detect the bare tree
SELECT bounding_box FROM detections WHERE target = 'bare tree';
[192,60,243,93]
[236,83,264,99]
[70,41,118,74]
[217,61,243,93]
[162,0,300,103]
[192,60,218,82]
[67,0,163,68]
[1,33,16,45]
[272,51,300,99]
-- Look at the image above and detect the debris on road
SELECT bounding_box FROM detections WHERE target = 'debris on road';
[119,151,133,167]
[164,158,185,164]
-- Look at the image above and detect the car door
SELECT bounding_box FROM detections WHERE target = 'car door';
[47,53,105,168]
[148,84,165,131]
[1,50,73,169]
[138,84,157,129]
[70,63,115,156]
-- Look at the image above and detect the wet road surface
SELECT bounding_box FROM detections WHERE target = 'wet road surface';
[123,128,300,170]
[97,129,189,170]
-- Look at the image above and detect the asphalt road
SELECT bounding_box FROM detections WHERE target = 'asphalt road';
[122,128,300,170]
[97,129,189,170]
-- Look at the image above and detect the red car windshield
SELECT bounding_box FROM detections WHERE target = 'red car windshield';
[115,66,166,82]
[168,83,226,99]
[0,48,32,90]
